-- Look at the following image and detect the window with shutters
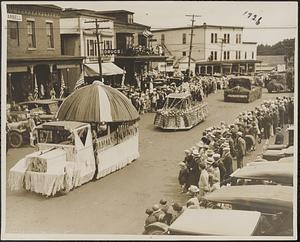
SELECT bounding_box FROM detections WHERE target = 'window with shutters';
[211,33,214,43]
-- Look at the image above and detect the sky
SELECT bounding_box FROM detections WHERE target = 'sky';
[7,1,298,45]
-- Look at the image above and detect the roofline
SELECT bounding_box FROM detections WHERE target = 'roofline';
[7,4,62,11]
[243,41,257,44]
[96,10,134,14]
[62,8,115,20]
[152,24,244,32]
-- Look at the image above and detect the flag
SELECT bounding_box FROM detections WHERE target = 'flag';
[60,72,66,98]
[34,74,39,100]
[74,70,85,90]
[143,30,152,38]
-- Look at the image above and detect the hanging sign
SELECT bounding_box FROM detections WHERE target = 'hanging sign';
[7,13,22,22]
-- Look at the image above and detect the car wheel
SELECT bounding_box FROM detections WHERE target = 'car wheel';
[9,131,23,148]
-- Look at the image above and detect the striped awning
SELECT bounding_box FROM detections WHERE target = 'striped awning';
[142,30,153,37]
[56,81,139,123]
[84,63,126,76]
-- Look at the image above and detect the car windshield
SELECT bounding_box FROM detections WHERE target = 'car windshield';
[165,97,187,109]
[37,128,73,145]
[228,78,251,89]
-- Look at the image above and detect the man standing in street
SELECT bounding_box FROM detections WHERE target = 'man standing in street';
[274,127,284,145]
[221,146,233,184]
[236,132,246,168]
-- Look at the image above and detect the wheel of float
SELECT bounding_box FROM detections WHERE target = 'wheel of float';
[147,228,165,235]
[9,131,23,148]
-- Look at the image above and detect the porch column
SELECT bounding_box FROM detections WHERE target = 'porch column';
[238,64,240,74]
[49,64,53,87]
[229,65,232,74]
[198,65,201,75]
[253,63,256,73]
[246,63,248,74]
[211,65,214,75]
[8,73,12,103]
[205,65,207,74]
[220,64,223,75]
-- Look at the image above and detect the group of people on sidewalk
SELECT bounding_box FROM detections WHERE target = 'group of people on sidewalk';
[177,96,294,200]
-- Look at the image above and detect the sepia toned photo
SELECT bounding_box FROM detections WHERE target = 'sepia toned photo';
[1,1,297,240]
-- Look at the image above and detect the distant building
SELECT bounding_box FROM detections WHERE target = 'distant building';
[152,23,261,75]
[256,55,286,72]
[6,4,84,103]
[60,8,125,87]
[96,10,166,85]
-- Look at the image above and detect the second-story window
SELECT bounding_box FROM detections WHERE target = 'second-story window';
[161,34,165,44]
[27,20,36,48]
[252,51,254,59]
[236,34,241,44]
[214,51,217,60]
[245,52,247,59]
[9,21,19,45]
[214,33,217,43]
[128,14,133,24]
[182,51,186,56]
[46,22,54,48]
[103,40,112,50]
[211,33,214,43]
[227,51,230,60]
[182,33,186,44]
[223,51,226,60]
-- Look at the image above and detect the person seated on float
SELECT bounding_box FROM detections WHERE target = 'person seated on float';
[151,204,165,223]
[187,185,200,206]
[170,203,185,224]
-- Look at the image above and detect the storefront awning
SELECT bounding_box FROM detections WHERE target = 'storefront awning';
[84,63,126,76]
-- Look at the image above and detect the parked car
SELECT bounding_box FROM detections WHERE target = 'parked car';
[19,99,61,123]
[265,71,294,93]
[144,209,264,236]
[230,161,293,186]
[224,76,262,103]
[7,110,31,148]
[203,185,293,236]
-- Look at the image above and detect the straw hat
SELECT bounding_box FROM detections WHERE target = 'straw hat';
[188,185,200,193]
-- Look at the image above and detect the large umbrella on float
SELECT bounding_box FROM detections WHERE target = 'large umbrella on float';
[56,81,139,123]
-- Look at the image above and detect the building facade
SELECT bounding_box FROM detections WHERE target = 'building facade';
[96,10,166,85]
[152,23,260,75]
[6,4,84,103]
[60,8,126,87]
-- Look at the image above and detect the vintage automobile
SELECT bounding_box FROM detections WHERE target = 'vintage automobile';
[8,120,139,196]
[144,209,264,236]
[19,99,61,123]
[224,76,262,103]
[265,126,294,151]
[230,161,293,186]
[203,185,293,236]
[7,110,31,148]
[167,77,183,87]
[265,72,294,93]
[154,93,208,130]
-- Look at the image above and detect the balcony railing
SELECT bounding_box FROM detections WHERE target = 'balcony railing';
[116,45,165,57]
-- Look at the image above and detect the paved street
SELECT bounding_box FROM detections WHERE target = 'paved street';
[5,89,293,235]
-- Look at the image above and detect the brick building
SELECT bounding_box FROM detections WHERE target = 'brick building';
[6,4,84,103]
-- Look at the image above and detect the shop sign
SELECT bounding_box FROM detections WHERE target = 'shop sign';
[102,49,122,55]
[7,66,27,73]
[56,64,79,69]
[7,13,22,22]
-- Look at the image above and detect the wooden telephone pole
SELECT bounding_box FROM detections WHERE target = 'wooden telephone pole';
[186,14,201,78]
[218,38,225,75]
[85,19,110,81]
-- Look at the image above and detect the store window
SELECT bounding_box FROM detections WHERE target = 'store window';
[46,22,54,48]
[27,20,36,48]
[86,39,97,56]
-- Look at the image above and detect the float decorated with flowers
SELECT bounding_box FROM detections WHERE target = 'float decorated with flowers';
[8,81,140,196]
[154,92,208,130]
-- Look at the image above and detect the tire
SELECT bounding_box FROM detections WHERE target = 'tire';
[9,131,23,148]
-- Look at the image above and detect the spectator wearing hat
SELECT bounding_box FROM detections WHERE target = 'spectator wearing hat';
[262,111,272,140]
[221,146,233,184]
[209,158,220,192]
[198,161,210,197]
[171,203,184,223]
[271,107,279,134]
[278,102,285,128]
[144,208,157,226]
[152,204,165,222]
[287,97,294,125]
[187,150,201,187]
[178,162,189,193]
[274,127,284,145]
[236,132,246,168]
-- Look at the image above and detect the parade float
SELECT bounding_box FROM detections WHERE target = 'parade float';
[8,81,139,196]
[224,76,262,103]
[154,92,208,130]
